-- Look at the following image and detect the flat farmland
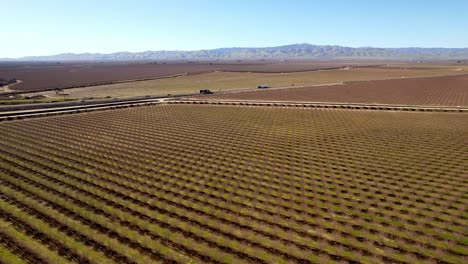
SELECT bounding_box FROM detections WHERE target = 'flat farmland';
[0,60,372,92]
[207,74,468,106]
[29,65,468,99]
[0,104,466,263]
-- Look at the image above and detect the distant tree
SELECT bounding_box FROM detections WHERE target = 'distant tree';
[0,78,16,87]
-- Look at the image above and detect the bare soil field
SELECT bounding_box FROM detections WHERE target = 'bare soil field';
[0,104,466,263]
[207,74,468,106]
[0,60,376,92]
[29,65,468,99]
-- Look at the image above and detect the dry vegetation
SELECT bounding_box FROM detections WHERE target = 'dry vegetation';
[0,104,466,263]
[0,61,369,92]
[30,65,468,99]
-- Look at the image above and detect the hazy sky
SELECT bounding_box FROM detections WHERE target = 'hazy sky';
[2,0,468,58]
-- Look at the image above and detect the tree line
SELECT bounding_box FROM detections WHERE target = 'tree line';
[0,78,17,87]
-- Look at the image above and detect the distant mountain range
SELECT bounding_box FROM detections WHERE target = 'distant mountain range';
[3,44,468,61]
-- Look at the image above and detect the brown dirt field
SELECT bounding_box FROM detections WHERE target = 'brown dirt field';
[29,65,468,99]
[0,60,377,92]
[207,74,468,106]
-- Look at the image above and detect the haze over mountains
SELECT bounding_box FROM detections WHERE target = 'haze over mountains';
[3,44,468,61]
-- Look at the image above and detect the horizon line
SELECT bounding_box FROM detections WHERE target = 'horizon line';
[3,43,468,60]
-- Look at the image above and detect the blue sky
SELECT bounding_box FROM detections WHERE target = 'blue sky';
[1,0,467,58]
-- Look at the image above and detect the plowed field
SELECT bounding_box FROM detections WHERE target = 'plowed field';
[0,104,466,263]
[26,66,468,100]
[207,74,468,106]
[0,61,364,92]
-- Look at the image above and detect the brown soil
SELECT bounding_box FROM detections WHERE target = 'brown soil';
[207,74,468,106]
[27,65,468,99]
[0,61,376,92]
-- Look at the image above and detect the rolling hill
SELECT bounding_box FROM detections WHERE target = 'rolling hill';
[3,44,468,61]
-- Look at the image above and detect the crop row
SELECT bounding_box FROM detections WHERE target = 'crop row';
[207,74,468,106]
[0,135,462,262]
[0,104,466,263]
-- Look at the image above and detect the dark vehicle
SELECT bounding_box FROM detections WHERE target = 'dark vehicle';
[257,84,269,89]
[200,89,213,94]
